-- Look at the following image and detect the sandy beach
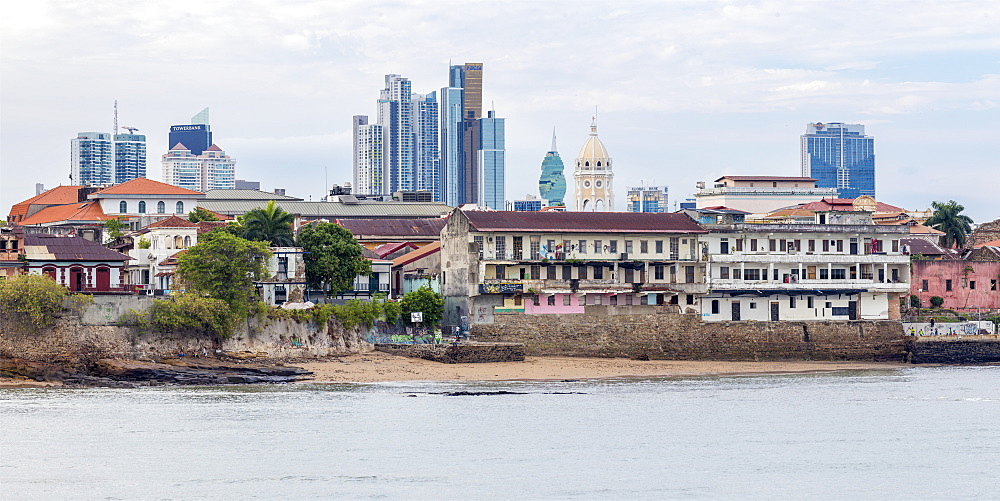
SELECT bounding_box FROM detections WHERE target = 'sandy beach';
[297,351,906,383]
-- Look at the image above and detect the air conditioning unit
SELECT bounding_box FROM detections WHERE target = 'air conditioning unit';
[620,253,629,260]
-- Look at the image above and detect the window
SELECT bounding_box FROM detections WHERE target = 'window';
[530,265,540,280]
[669,238,679,259]
[547,295,556,306]
[563,295,572,306]
[946,279,952,291]
[578,266,587,279]
[578,240,587,254]
[720,267,730,279]
[745,269,761,280]
[593,266,603,279]
[119,201,127,213]
[807,296,814,308]
[546,240,556,258]
[138,201,146,214]
[495,265,505,279]
[780,240,786,252]
[495,236,506,259]
[609,241,617,254]
[769,239,777,251]
[735,239,743,252]
[849,238,858,255]
[773,268,779,281]
[625,240,633,254]
[183,236,191,247]
[474,236,484,259]
[836,240,844,252]
[789,297,796,308]
[512,236,523,259]
[562,266,572,279]
[823,240,830,252]
[547,266,556,279]
[808,240,815,252]
[733,268,742,280]
[750,239,758,251]
[593,240,602,254]
[720,238,729,255]
[654,265,664,280]
[970,281,976,290]
[749,302,757,310]
[686,294,694,305]
[655,240,663,254]
[175,202,184,214]
[157,201,165,214]
[530,236,540,259]
[685,266,695,283]
[831,269,846,280]
[826,302,833,309]
[711,300,720,314]
[820,269,829,280]
[992,279,998,291]
[640,240,648,253]
[922,279,929,291]
[892,240,899,253]
[532,296,540,306]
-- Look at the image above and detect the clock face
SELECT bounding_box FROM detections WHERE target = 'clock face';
[584,180,591,188]
[596,180,602,188]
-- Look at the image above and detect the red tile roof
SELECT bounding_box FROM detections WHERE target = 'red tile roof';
[90,178,204,197]
[462,210,707,233]
[799,198,905,212]
[392,241,441,267]
[19,201,110,226]
[170,142,189,151]
[8,186,84,222]
[974,238,1000,249]
[205,144,223,152]
[23,234,131,262]
[195,221,230,234]
[144,215,200,229]
[374,241,419,258]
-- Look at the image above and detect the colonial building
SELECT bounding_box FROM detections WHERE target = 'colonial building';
[699,211,911,321]
[573,120,614,212]
[22,233,131,293]
[440,209,707,327]
[694,176,837,214]
[126,215,200,293]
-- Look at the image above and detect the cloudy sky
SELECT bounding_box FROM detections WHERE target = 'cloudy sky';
[2,1,998,221]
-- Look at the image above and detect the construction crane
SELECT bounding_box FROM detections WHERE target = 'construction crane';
[121,126,139,134]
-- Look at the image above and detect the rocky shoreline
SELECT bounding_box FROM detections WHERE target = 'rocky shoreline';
[0,352,313,388]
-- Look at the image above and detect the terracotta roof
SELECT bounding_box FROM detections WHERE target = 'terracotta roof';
[374,242,419,259]
[908,223,944,235]
[205,144,223,152]
[462,210,707,234]
[158,250,186,266]
[392,241,441,267]
[22,234,131,262]
[144,215,200,229]
[89,178,204,197]
[716,176,817,182]
[974,238,1000,249]
[196,221,230,234]
[336,217,446,238]
[170,142,189,151]
[8,186,85,221]
[765,208,816,219]
[798,198,905,213]
[19,201,110,226]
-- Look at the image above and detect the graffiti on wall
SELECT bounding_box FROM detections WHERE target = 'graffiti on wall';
[364,320,441,344]
[903,321,996,336]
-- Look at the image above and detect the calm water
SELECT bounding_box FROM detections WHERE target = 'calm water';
[3,367,1000,499]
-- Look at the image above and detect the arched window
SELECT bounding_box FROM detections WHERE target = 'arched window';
[174,236,183,248]
[585,161,590,167]
[165,236,172,249]
[183,236,191,248]
[176,201,184,214]
[596,161,602,167]
[138,201,146,214]
[157,201,165,213]
[119,201,127,213]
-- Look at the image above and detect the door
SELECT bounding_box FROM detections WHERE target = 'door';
[731,301,741,321]
[70,268,85,292]
[770,302,780,321]
[848,300,858,320]
[95,267,111,291]
[807,266,817,280]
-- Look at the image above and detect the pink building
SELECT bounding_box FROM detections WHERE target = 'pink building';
[911,260,1000,311]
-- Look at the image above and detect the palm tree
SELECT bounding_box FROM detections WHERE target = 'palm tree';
[925,200,974,248]
[241,201,295,246]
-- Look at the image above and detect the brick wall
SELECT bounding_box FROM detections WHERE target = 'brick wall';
[472,312,905,361]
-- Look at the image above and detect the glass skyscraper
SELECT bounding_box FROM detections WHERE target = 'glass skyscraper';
[440,87,464,206]
[352,115,384,195]
[801,122,875,199]
[414,91,440,200]
[626,186,669,213]
[440,63,494,206]
[538,129,567,206]
[113,133,146,183]
[71,132,113,186]
[478,111,505,211]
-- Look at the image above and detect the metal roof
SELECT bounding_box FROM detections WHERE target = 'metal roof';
[462,210,707,234]
[203,189,303,201]
[198,200,451,219]
[716,176,817,182]
[336,217,446,238]
[23,234,131,262]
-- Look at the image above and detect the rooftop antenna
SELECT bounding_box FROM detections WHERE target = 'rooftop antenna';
[551,127,557,152]
[113,100,118,136]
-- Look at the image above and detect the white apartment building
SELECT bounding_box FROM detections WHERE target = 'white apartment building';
[694,176,839,214]
[162,143,236,191]
[700,212,911,321]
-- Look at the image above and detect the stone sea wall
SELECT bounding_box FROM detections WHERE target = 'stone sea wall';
[472,312,906,361]
[906,338,1000,364]
[374,343,525,364]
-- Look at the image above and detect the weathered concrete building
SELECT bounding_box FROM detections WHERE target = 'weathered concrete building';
[700,211,911,321]
[440,209,708,328]
[911,259,1000,311]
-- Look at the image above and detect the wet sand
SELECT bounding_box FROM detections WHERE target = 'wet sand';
[298,351,906,383]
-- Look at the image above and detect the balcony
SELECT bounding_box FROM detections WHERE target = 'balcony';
[709,278,910,293]
[710,253,910,264]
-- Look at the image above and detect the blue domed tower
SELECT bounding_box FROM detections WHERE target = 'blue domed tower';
[538,129,567,206]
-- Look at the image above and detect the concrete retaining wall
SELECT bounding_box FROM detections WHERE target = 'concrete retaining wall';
[906,338,1000,364]
[472,312,906,361]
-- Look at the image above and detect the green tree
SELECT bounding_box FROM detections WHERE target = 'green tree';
[296,222,371,294]
[0,274,71,328]
[241,201,295,246]
[175,231,272,315]
[929,296,944,308]
[188,207,220,223]
[400,285,444,328]
[926,200,974,248]
[104,217,127,241]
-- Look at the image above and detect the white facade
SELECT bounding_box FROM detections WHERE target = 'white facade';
[699,223,911,321]
[99,196,200,218]
[162,144,236,191]
[257,247,307,305]
[71,132,113,186]
[573,121,614,212]
[127,224,199,292]
[352,117,384,195]
[694,186,839,214]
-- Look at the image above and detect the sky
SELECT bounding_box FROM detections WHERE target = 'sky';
[2,0,998,222]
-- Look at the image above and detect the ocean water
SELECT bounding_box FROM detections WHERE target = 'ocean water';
[2,366,999,499]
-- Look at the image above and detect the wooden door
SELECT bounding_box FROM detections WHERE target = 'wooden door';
[770,302,780,321]
[848,301,858,320]
[95,267,111,291]
[731,301,741,321]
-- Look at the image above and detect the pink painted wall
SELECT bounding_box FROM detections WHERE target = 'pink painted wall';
[911,261,1000,310]
[524,293,586,314]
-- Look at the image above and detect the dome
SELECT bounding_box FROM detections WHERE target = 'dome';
[576,121,610,168]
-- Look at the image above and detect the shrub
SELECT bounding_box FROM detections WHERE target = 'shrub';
[929,296,944,307]
[148,293,240,339]
[137,238,151,249]
[400,286,444,327]
[381,300,402,324]
[909,295,921,308]
[0,274,71,329]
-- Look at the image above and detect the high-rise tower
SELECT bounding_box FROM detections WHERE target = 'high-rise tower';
[801,122,875,199]
[414,91,440,198]
[538,128,567,206]
[573,119,614,212]
[378,74,415,194]
[113,133,146,183]
[71,132,113,186]
[168,108,213,155]
[352,115,384,195]
[478,110,505,210]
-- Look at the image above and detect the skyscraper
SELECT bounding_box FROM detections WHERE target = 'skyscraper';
[801,122,875,199]
[573,120,614,212]
[538,129,567,206]
[168,108,213,155]
[113,133,146,183]
[478,111,505,210]
[626,186,669,213]
[414,91,440,198]
[71,132,113,186]
[162,143,236,191]
[439,86,464,206]
[352,115,384,195]
[378,74,415,194]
